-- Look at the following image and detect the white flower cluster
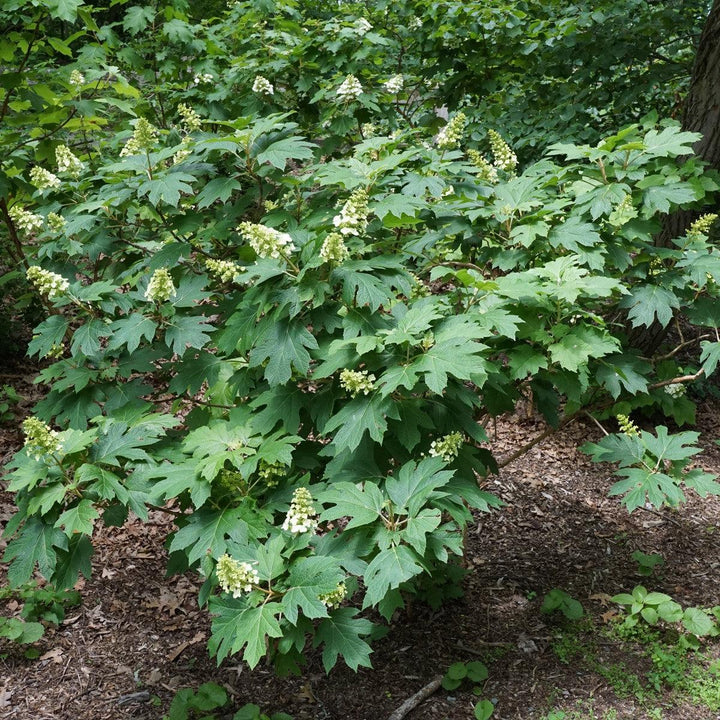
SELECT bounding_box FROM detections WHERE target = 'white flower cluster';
[467,149,498,184]
[687,213,718,242]
[488,129,517,172]
[69,69,85,87]
[178,103,202,132]
[429,431,464,462]
[237,221,296,260]
[339,368,376,397]
[22,417,61,461]
[383,74,403,94]
[120,117,158,157]
[336,74,363,101]
[216,554,259,597]
[319,582,347,609]
[47,212,65,231]
[30,166,61,191]
[332,188,369,236]
[144,268,176,303]
[55,144,84,176]
[9,206,44,234]
[27,266,69,298]
[665,383,686,398]
[173,140,192,165]
[436,112,467,149]
[361,123,376,137]
[352,18,372,35]
[193,72,214,85]
[320,232,350,264]
[252,75,274,95]
[282,487,319,535]
[206,258,243,283]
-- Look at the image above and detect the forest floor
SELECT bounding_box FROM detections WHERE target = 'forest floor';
[1,362,720,720]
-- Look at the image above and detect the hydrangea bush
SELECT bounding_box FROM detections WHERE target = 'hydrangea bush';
[1,0,720,675]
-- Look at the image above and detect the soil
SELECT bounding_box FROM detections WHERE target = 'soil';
[1,363,720,720]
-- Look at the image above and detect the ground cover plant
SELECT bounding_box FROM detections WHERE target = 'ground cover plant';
[1,0,720,713]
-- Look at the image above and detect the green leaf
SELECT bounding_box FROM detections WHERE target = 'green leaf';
[249,319,318,385]
[363,546,423,609]
[122,5,154,33]
[255,137,315,169]
[700,341,720,377]
[283,556,342,624]
[3,518,67,587]
[209,598,283,667]
[52,535,94,589]
[313,608,374,672]
[28,315,68,358]
[474,699,495,720]
[138,172,195,206]
[55,499,99,536]
[70,318,109,357]
[641,127,701,158]
[620,285,680,328]
[682,607,715,636]
[47,0,84,22]
[165,316,214,355]
[107,313,157,354]
[319,481,385,529]
[195,177,243,209]
[409,339,488,394]
[169,507,257,565]
[323,395,396,453]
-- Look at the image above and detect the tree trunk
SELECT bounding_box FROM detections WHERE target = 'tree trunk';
[630,1,720,355]
[662,0,720,241]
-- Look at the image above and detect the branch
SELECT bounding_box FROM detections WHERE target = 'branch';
[386,675,443,720]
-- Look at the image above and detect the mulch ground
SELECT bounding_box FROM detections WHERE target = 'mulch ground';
[1,367,720,720]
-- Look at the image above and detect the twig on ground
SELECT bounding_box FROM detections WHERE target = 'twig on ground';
[386,675,443,720]
[113,690,151,705]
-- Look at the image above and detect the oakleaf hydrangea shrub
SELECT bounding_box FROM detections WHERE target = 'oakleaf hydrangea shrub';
[2,0,720,676]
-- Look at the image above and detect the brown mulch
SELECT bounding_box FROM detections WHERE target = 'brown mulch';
[2,382,720,719]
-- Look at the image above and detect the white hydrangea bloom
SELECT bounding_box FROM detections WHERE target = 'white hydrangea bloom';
[252,75,274,95]
[319,582,347,608]
[383,74,404,93]
[665,383,686,398]
[436,112,467,149]
[22,417,61,461]
[120,117,158,157]
[352,18,372,35]
[47,212,65,231]
[9,206,44,234]
[282,487,319,535]
[339,368,376,397]
[429,431,464,462]
[193,72,214,85]
[332,188,369,236]
[488,129,518,172]
[320,232,350,264]
[336,74,363,101]
[26,265,69,298]
[69,69,85,87]
[237,221,296,260]
[216,554,259,597]
[206,258,244,283]
[178,103,202,132]
[144,268,176,303]
[55,144,84,176]
[30,166,61,190]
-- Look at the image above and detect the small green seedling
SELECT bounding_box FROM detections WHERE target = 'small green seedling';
[612,585,717,639]
[542,589,584,620]
[632,551,664,577]
[442,661,494,719]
